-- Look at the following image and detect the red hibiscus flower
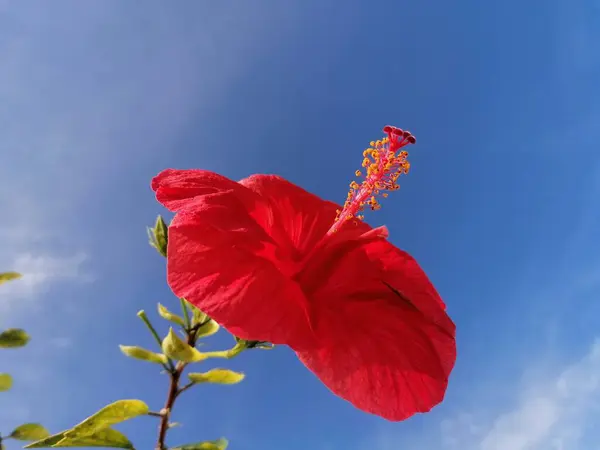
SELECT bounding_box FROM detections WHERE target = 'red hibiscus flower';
[152,126,456,421]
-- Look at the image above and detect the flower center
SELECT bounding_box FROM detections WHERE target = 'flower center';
[327,125,416,235]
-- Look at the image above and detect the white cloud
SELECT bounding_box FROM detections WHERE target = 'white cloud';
[0,1,269,320]
[441,339,600,450]
[0,252,91,318]
[372,339,600,450]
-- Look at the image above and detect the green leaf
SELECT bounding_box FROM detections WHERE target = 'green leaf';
[0,272,21,284]
[157,303,185,327]
[200,341,247,360]
[172,438,229,450]
[162,328,206,363]
[188,369,245,385]
[148,215,168,257]
[195,319,220,338]
[9,423,50,441]
[0,373,13,391]
[25,428,133,448]
[0,328,30,348]
[119,345,168,364]
[235,337,274,350]
[190,304,208,326]
[62,399,148,440]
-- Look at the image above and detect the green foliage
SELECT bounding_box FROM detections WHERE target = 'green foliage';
[195,320,220,338]
[9,423,50,441]
[0,373,12,391]
[63,400,149,439]
[23,219,274,449]
[0,328,30,348]
[0,272,21,284]
[25,428,133,449]
[172,438,228,450]
[157,303,185,327]
[189,303,208,327]
[0,273,50,447]
[200,340,251,360]
[147,215,168,257]
[119,345,168,365]
[234,336,274,351]
[188,369,245,385]
[161,328,206,363]
[25,400,146,448]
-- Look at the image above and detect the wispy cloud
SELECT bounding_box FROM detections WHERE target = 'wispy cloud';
[450,339,600,450]
[375,338,600,450]
[0,252,91,322]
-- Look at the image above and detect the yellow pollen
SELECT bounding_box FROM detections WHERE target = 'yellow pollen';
[331,126,417,231]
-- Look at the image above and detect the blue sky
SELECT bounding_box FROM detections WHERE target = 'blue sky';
[1,1,599,449]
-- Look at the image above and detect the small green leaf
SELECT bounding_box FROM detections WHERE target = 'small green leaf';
[0,272,21,284]
[196,319,220,338]
[188,369,245,385]
[24,432,65,448]
[172,438,229,450]
[148,215,168,257]
[201,341,247,360]
[119,345,168,364]
[25,428,133,448]
[157,303,185,327]
[9,423,50,441]
[190,304,208,326]
[0,373,13,391]
[62,399,148,440]
[0,328,30,348]
[235,337,274,350]
[162,328,206,363]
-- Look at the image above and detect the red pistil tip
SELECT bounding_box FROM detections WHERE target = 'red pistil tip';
[330,126,416,233]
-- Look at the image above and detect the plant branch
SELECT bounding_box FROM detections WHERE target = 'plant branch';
[155,327,198,450]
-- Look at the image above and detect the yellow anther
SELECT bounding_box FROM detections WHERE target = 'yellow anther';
[332,127,415,230]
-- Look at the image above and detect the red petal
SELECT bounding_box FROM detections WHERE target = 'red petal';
[238,175,340,256]
[295,240,456,421]
[153,169,318,349]
[152,169,252,212]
